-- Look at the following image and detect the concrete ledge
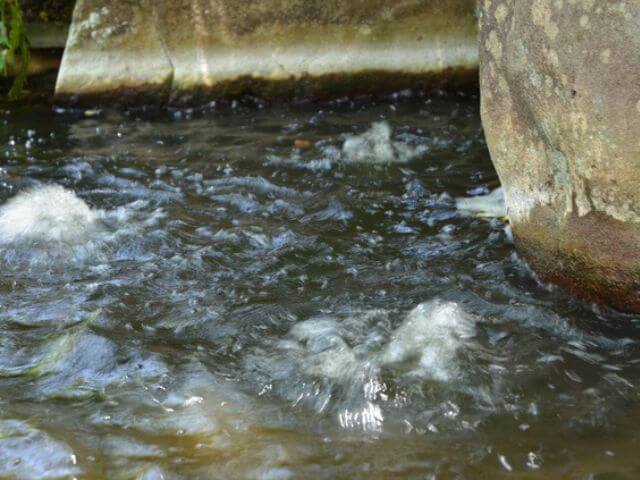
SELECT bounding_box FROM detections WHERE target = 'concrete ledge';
[55,0,477,102]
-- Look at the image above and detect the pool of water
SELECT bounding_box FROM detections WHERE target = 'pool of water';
[0,92,639,479]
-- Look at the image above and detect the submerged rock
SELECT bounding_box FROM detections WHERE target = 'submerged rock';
[0,325,167,400]
[0,185,94,244]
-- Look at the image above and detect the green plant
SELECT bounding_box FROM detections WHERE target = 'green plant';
[0,0,29,100]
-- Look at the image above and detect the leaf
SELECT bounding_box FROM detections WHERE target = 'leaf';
[5,0,29,100]
[0,21,9,48]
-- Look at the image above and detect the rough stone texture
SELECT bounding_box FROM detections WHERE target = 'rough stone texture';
[479,0,640,311]
[56,0,174,99]
[55,0,477,101]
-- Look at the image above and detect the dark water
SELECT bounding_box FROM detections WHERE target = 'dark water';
[0,93,639,480]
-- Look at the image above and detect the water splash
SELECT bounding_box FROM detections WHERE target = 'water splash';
[342,121,427,164]
[247,300,477,432]
[382,300,476,381]
[0,185,165,267]
[455,187,506,218]
[0,185,95,244]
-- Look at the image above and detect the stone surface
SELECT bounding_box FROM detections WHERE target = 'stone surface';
[55,0,477,101]
[25,22,70,48]
[56,0,173,99]
[479,0,640,311]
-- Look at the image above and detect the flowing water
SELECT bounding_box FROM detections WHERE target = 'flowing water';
[0,93,639,480]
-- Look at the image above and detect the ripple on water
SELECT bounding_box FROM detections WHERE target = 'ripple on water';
[0,420,80,480]
[0,95,637,479]
[244,300,483,433]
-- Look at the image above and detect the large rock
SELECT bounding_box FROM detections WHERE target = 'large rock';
[479,1,640,311]
[55,0,477,101]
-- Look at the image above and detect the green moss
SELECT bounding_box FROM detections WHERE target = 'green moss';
[0,0,30,100]
[0,308,102,379]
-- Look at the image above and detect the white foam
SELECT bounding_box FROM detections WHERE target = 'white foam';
[257,300,476,388]
[288,318,361,381]
[342,121,424,164]
[455,187,507,219]
[382,300,475,381]
[247,300,476,432]
[0,185,95,244]
[0,185,166,267]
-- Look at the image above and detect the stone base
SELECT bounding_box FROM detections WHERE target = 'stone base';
[517,205,640,312]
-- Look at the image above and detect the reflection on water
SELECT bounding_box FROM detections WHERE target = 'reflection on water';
[0,93,639,479]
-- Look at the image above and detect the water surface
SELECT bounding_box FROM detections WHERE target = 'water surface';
[0,93,639,479]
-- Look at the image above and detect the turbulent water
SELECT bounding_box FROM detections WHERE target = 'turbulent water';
[0,93,639,479]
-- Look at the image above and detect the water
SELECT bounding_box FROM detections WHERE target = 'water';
[0,93,639,479]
